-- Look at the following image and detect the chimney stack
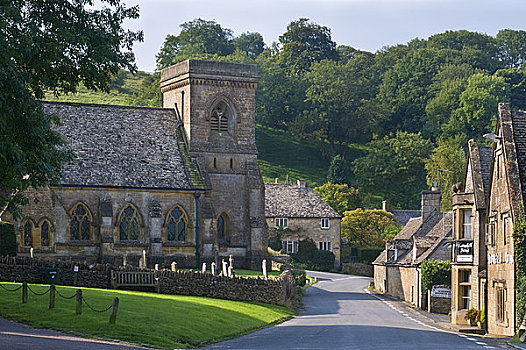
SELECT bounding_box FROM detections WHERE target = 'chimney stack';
[421,186,441,222]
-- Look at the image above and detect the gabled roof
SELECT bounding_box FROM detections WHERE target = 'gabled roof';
[264,184,340,218]
[44,101,203,191]
[390,210,421,226]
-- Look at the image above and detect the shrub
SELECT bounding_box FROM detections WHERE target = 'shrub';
[291,238,335,271]
[421,259,451,291]
[357,247,384,264]
[465,308,478,324]
[0,222,16,256]
[268,228,283,252]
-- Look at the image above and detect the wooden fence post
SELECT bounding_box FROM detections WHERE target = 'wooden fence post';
[76,289,82,315]
[49,285,55,309]
[22,282,27,304]
[109,297,119,324]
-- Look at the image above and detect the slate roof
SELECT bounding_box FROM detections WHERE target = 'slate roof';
[43,101,201,190]
[390,210,421,226]
[264,184,340,218]
[511,109,526,197]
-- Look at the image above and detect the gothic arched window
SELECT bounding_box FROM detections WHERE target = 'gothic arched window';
[166,206,187,242]
[70,203,92,241]
[217,213,230,245]
[40,220,50,246]
[23,220,33,247]
[211,101,230,135]
[119,205,140,241]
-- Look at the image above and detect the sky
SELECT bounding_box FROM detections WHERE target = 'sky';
[122,0,526,72]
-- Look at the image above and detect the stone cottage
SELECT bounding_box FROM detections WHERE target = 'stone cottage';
[450,141,492,326]
[373,188,452,309]
[265,180,341,268]
[10,59,268,269]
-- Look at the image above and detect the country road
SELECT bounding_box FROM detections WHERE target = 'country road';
[204,271,510,350]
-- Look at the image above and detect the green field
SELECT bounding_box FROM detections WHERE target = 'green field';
[0,283,293,349]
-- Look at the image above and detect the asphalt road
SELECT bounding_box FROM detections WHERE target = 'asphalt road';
[204,271,510,350]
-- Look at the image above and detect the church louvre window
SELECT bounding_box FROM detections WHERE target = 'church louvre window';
[70,203,91,241]
[40,221,50,246]
[119,205,140,241]
[23,221,33,247]
[166,206,187,242]
[217,213,230,244]
[211,101,230,135]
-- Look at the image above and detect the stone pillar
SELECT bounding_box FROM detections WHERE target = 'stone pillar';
[148,199,163,260]
[99,196,114,264]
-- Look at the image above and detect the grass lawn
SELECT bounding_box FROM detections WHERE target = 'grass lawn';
[234,269,282,278]
[0,283,293,349]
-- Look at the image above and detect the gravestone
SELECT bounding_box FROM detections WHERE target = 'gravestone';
[262,259,267,279]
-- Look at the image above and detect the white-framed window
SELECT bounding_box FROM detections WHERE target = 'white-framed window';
[282,240,298,253]
[321,218,330,229]
[461,209,472,239]
[503,215,510,245]
[318,241,332,251]
[275,217,288,228]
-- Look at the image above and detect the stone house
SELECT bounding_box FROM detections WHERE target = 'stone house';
[483,103,526,336]
[264,180,341,268]
[8,59,268,269]
[373,189,452,309]
[450,141,492,326]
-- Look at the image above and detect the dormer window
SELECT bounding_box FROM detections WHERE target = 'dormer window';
[275,217,288,229]
[321,218,330,229]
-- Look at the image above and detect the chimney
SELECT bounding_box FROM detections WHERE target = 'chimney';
[382,200,389,211]
[421,183,441,222]
[275,178,279,184]
[297,179,306,189]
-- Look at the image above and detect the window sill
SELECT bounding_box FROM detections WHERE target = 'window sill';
[163,241,194,247]
[114,241,148,247]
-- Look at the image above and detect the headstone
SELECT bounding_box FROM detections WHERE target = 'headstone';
[171,261,177,271]
[142,250,147,269]
[123,255,127,266]
[228,266,233,277]
[262,259,267,279]
[222,259,228,276]
[214,251,219,271]
[229,254,234,270]
[211,262,216,276]
[202,262,207,273]
[30,248,33,259]
[154,264,159,271]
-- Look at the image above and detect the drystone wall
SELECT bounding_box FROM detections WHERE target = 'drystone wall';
[0,256,294,306]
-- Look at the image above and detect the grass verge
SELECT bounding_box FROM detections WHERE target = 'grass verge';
[0,283,293,349]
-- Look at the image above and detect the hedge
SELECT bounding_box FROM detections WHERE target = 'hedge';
[0,222,16,256]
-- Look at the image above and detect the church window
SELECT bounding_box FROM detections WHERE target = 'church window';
[211,101,230,135]
[166,206,187,242]
[70,203,91,241]
[23,221,33,246]
[119,205,140,241]
[213,158,217,169]
[41,221,50,246]
[217,213,230,244]
[230,158,233,169]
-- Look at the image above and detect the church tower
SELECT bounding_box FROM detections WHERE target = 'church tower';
[160,60,267,267]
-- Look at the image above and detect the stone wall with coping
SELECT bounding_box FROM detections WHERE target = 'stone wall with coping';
[0,256,294,306]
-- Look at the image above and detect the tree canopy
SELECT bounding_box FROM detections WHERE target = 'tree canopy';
[0,0,142,218]
[341,209,401,247]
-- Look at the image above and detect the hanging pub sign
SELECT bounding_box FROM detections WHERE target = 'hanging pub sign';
[456,241,474,263]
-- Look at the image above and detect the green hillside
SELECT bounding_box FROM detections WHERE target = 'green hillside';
[43,71,329,187]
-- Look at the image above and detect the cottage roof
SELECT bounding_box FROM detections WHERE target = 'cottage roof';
[44,101,202,190]
[264,184,340,218]
[390,210,421,226]
[511,109,526,198]
[479,146,493,193]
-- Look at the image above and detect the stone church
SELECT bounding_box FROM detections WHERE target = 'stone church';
[11,59,268,269]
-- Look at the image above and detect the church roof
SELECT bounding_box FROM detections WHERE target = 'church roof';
[43,101,202,191]
[264,184,340,218]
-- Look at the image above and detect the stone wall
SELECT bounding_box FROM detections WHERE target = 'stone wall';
[342,263,373,277]
[0,256,294,306]
[428,292,451,314]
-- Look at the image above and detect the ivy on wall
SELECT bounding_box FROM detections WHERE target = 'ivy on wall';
[513,214,526,328]
[421,259,451,291]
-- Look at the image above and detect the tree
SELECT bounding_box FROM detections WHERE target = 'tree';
[496,29,526,69]
[0,0,142,218]
[156,19,235,69]
[421,259,451,290]
[341,209,401,247]
[424,137,466,211]
[233,32,265,59]
[278,18,338,74]
[313,183,361,215]
[352,131,433,208]
[327,155,348,184]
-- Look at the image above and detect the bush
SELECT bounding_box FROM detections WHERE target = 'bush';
[0,222,16,256]
[357,247,384,264]
[517,276,526,327]
[291,238,335,271]
[465,307,478,324]
[268,228,283,252]
[421,259,451,290]
[291,269,306,287]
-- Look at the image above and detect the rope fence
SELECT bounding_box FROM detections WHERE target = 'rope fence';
[0,282,119,324]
